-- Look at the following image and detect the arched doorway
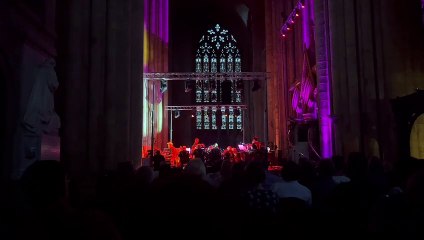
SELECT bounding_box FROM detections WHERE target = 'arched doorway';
[410,114,424,159]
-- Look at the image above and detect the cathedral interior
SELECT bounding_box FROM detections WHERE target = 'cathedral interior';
[1,0,424,238]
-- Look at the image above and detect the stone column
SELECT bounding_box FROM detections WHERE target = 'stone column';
[314,0,333,158]
[57,0,143,181]
[265,0,288,156]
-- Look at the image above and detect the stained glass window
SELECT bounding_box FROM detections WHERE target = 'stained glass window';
[228,106,234,129]
[196,107,202,130]
[236,106,242,130]
[204,107,210,129]
[195,24,243,130]
[211,107,217,129]
[221,106,227,130]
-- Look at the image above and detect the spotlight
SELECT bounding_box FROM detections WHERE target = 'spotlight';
[185,80,194,93]
[295,13,299,17]
[174,110,181,119]
[191,114,195,118]
[160,79,168,93]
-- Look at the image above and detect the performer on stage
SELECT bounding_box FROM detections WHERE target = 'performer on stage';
[191,137,205,160]
[251,136,262,150]
[191,137,200,153]
[167,141,180,167]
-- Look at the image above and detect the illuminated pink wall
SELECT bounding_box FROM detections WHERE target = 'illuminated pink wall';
[143,0,169,154]
[314,0,333,158]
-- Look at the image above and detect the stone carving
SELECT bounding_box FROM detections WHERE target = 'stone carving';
[23,58,60,136]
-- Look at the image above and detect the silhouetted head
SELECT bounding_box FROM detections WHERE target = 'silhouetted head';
[347,152,367,181]
[184,159,206,178]
[406,169,424,208]
[20,160,66,207]
[281,161,301,182]
[220,160,233,179]
[135,166,154,187]
[318,159,336,177]
[245,161,266,186]
[193,148,204,159]
[368,156,384,174]
[117,161,134,177]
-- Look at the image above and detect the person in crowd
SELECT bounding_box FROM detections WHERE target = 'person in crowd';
[332,155,350,184]
[152,150,166,171]
[18,160,121,240]
[272,160,312,206]
[242,160,279,218]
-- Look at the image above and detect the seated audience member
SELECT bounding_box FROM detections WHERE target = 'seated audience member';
[19,160,121,240]
[242,161,279,217]
[206,159,233,188]
[184,158,207,179]
[332,155,350,184]
[272,161,312,206]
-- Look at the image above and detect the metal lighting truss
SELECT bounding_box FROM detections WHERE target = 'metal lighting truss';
[165,105,247,111]
[143,72,269,81]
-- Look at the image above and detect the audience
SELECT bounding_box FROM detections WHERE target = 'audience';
[3,148,424,239]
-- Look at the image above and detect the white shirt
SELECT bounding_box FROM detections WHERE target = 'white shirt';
[272,180,312,206]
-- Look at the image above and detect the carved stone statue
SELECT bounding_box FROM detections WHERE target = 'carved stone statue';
[23,58,60,136]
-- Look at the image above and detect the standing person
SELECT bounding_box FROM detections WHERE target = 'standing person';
[152,150,166,171]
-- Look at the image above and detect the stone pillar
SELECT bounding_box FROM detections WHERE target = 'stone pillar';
[57,0,143,181]
[314,0,333,158]
[245,0,267,144]
[265,0,288,155]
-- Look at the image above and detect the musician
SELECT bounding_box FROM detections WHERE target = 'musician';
[167,142,180,166]
[251,136,262,150]
[191,138,200,152]
[191,138,205,152]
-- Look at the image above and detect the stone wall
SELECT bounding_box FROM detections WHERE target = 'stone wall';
[320,0,424,162]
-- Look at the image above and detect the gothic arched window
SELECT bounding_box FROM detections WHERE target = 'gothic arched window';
[195,24,243,130]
